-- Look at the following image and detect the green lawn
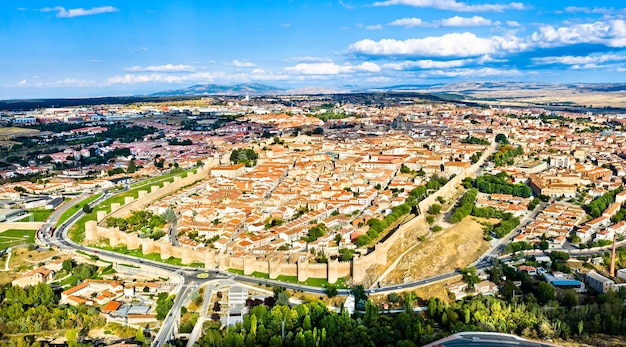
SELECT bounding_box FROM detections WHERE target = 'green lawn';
[0,229,36,249]
[17,209,54,222]
[129,167,195,189]
[225,268,347,288]
[98,245,202,267]
[56,193,102,228]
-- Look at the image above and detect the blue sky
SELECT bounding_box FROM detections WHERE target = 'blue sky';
[3,1,626,98]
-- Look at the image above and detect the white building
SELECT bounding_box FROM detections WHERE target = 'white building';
[587,270,615,294]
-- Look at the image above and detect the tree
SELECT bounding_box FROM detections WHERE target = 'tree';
[127,159,137,173]
[461,266,480,288]
[563,289,579,308]
[388,292,400,303]
[82,204,92,214]
[161,207,177,223]
[350,285,367,309]
[501,280,518,300]
[355,234,371,247]
[65,329,79,347]
[537,281,556,305]
[276,292,290,306]
[136,327,146,344]
[495,133,509,144]
[62,259,73,272]
[334,234,342,245]
[13,186,27,193]
[428,204,441,215]
[325,284,338,298]
[156,293,175,320]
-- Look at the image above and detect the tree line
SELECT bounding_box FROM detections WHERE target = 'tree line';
[463,172,532,198]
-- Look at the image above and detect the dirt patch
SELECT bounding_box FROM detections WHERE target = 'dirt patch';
[13,247,59,264]
[0,127,40,140]
[0,270,19,284]
[382,216,490,286]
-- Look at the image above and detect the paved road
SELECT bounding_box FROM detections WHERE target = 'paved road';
[424,332,557,347]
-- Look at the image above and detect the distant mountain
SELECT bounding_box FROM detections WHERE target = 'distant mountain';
[150,83,285,96]
[285,86,351,95]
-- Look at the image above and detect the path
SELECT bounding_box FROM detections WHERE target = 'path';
[3,249,12,271]
[0,244,28,271]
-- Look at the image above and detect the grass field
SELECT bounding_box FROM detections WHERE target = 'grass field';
[226,268,348,288]
[0,127,40,139]
[18,209,54,222]
[384,216,490,286]
[0,229,36,249]
[98,244,198,267]
[56,193,102,228]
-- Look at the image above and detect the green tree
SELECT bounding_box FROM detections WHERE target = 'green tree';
[495,133,509,144]
[127,159,137,173]
[276,292,290,306]
[428,204,441,215]
[65,328,79,347]
[501,280,518,300]
[461,266,480,288]
[563,289,579,308]
[136,327,146,344]
[537,281,556,305]
[325,284,338,298]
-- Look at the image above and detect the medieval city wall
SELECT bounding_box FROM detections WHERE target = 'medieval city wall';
[100,158,218,224]
[83,144,496,284]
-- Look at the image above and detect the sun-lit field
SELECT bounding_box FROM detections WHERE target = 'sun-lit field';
[383,216,490,286]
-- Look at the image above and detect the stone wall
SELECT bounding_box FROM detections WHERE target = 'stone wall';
[100,159,218,224]
[349,142,497,283]
[82,145,496,284]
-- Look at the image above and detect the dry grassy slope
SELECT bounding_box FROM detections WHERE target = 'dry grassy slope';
[466,90,626,108]
[382,216,490,286]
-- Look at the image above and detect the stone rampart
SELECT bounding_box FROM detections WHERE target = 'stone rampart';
[101,159,217,224]
[82,147,495,284]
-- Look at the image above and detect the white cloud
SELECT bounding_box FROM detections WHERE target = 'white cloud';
[389,16,493,28]
[533,54,626,66]
[383,59,470,70]
[506,20,520,27]
[366,24,384,30]
[350,32,526,57]
[41,6,118,18]
[283,56,333,63]
[107,72,222,84]
[563,6,612,15]
[232,59,256,67]
[285,62,381,75]
[440,16,492,27]
[531,20,626,48]
[426,67,521,77]
[388,17,425,28]
[125,64,195,73]
[372,0,526,12]
[18,79,27,86]
[339,0,355,9]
